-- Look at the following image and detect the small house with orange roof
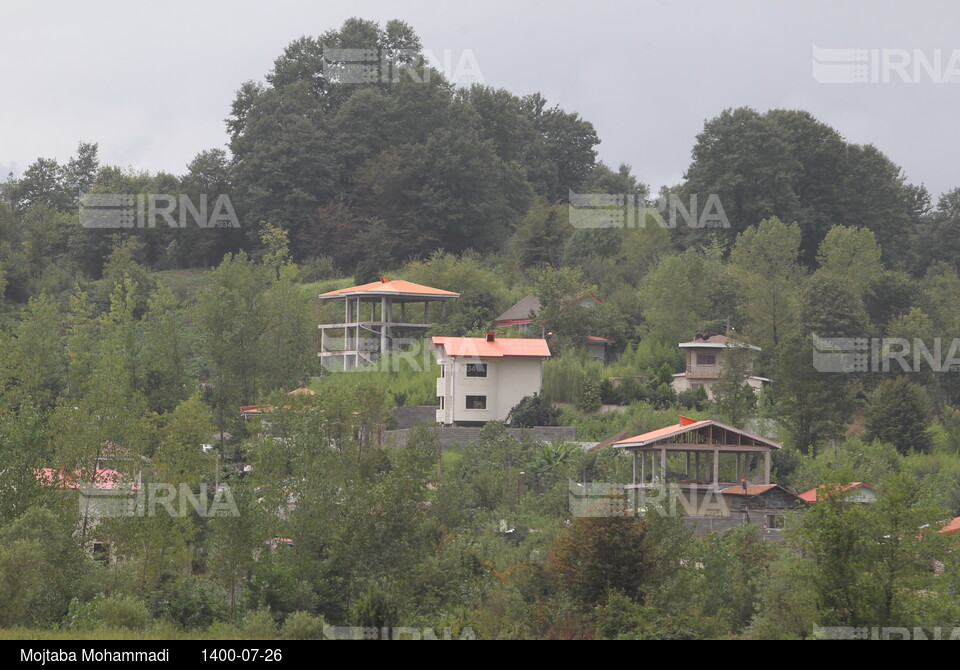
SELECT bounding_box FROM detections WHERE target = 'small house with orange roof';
[319,277,459,371]
[797,482,877,505]
[671,332,769,399]
[940,516,960,535]
[433,332,551,426]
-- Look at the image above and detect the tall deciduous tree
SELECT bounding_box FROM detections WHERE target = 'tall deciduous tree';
[729,216,804,349]
[864,377,934,454]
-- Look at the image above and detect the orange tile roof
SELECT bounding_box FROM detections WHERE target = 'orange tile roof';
[797,482,873,504]
[432,336,551,359]
[320,277,459,299]
[940,516,960,535]
[612,418,782,449]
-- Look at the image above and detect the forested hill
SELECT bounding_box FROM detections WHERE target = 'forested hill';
[3,16,960,641]
[2,16,955,295]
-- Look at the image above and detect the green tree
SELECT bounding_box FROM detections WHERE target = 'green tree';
[711,346,757,426]
[864,377,934,454]
[729,216,804,349]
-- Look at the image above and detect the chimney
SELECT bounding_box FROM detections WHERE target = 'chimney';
[379,276,389,283]
[486,331,495,342]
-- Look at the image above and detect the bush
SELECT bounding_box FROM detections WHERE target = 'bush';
[508,393,561,427]
[146,577,229,629]
[96,595,151,630]
[282,611,327,640]
[299,256,338,282]
[67,593,151,631]
[240,608,277,639]
[579,380,602,413]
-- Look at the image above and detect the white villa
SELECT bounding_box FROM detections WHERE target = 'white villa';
[433,333,551,426]
[671,333,769,399]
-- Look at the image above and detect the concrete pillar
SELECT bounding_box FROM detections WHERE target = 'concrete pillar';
[695,452,701,481]
[685,452,691,477]
[380,296,388,355]
[735,452,740,481]
[660,448,667,483]
[641,451,646,484]
[764,451,771,484]
[632,451,638,487]
[712,449,719,488]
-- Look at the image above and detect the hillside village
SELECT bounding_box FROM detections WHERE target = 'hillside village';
[3,15,960,641]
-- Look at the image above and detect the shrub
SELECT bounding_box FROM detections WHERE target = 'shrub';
[282,611,327,640]
[96,595,151,630]
[240,608,277,639]
[508,393,561,427]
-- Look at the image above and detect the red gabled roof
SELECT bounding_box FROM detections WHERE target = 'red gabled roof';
[432,336,551,359]
[612,418,782,450]
[320,277,459,299]
[797,482,873,504]
[940,516,960,535]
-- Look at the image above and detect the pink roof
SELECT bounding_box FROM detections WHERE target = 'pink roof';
[36,467,134,491]
[613,418,782,450]
[797,482,873,504]
[940,516,960,535]
[320,277,459,299]
[432,336,551,359]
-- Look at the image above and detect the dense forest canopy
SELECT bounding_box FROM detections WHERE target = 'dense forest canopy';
[1,17,960,640]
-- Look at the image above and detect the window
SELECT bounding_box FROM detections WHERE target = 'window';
[438,397,444,409]
[696,353,717,366]
[466,363,487,377]
[466,395,487,410]
[766,514,785,529]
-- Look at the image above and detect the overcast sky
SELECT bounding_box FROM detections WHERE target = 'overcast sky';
[2,0,959,199]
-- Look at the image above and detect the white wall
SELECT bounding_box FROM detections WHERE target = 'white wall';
[435,351,544,424]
